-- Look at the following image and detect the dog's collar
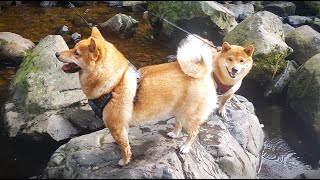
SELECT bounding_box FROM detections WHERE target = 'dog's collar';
[88,61,141,119]
[213,73,233,95]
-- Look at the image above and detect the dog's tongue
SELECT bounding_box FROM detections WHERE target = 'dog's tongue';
[61,63,81,73]
[230,72,237,78]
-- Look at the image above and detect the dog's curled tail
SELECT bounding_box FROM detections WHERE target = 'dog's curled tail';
[177,34,214,79]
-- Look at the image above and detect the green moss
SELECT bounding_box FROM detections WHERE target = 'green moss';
[12,48,40,109]
[223,13,289,87]
[304,1,320,16]
[250,51,287,86]
[253,1,263,11]
[286,29,308,45]
[13,49,39,88]
[148,1,204,36]
[288,60,320,124]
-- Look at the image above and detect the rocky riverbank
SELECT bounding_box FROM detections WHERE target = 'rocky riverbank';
[1,1,320,179]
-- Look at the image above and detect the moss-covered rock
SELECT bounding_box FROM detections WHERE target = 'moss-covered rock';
[147,1,237,48]
[253,1,263,12]
[224,11,293,87]
[11,35,84,111]
[4,35,103,141]
[262,1,296,17]
[148,1,205,37]
[285,25,320,65]
[304,1,320,16]
[287,53,320,145]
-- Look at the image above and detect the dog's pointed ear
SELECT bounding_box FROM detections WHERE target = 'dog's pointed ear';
[221,42,231,53]
[91,27,104,40]
[89,38,97,53]
[89,38,99,60]
[244,45,254,57]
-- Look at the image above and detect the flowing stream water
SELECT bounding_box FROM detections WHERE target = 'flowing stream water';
[0,2,318,178]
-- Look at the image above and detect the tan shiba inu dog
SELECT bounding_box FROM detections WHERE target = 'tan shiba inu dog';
[55,27,217,166]
[213,42,254,118]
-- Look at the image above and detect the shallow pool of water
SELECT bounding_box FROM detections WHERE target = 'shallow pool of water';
[238,79,319,178]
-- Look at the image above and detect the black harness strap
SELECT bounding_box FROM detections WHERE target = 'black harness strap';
[88,61,140,119]
[88,93,112,120]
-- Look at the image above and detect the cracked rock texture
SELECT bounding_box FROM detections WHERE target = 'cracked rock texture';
[44,95,265,179]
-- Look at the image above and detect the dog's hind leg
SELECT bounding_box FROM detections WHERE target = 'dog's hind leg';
[167,118,182,138]
[179,118,202,154]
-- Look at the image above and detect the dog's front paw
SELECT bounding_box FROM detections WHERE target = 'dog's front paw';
[218,107,227,118]
[167,132,178,138]
[118,158,129,166]
[179,145,190,154]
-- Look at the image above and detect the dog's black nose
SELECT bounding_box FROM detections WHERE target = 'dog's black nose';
[231,68,238,73]
[55,52,60,58]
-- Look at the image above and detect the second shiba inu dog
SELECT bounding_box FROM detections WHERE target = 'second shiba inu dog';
[55,27,217,166]
[213,42,254,118]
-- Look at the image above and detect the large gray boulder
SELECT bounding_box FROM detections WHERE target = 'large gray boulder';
[285,25,320,65]
[304,1,320,16]
[282,23,295,36]
[263,1,296,17]
[147,1,237,48]
[286,16,314,27]
[100,13,139,39]
[287,53,320,145]
[223,3,255,21]
[39,1,57,7]
[122,1,147,11]
[44,95,265,179]
[0,32,35,65]
[224,11,293,87]
[3,35,104,141]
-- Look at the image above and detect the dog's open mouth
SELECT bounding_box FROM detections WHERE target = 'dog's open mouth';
[226,67,238,78]
[61,63,81,73]
[229,71,237,78]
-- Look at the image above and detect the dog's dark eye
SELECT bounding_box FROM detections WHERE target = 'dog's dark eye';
[240,59,244,63]
[228,58,233,61]
[74,50,80,56]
